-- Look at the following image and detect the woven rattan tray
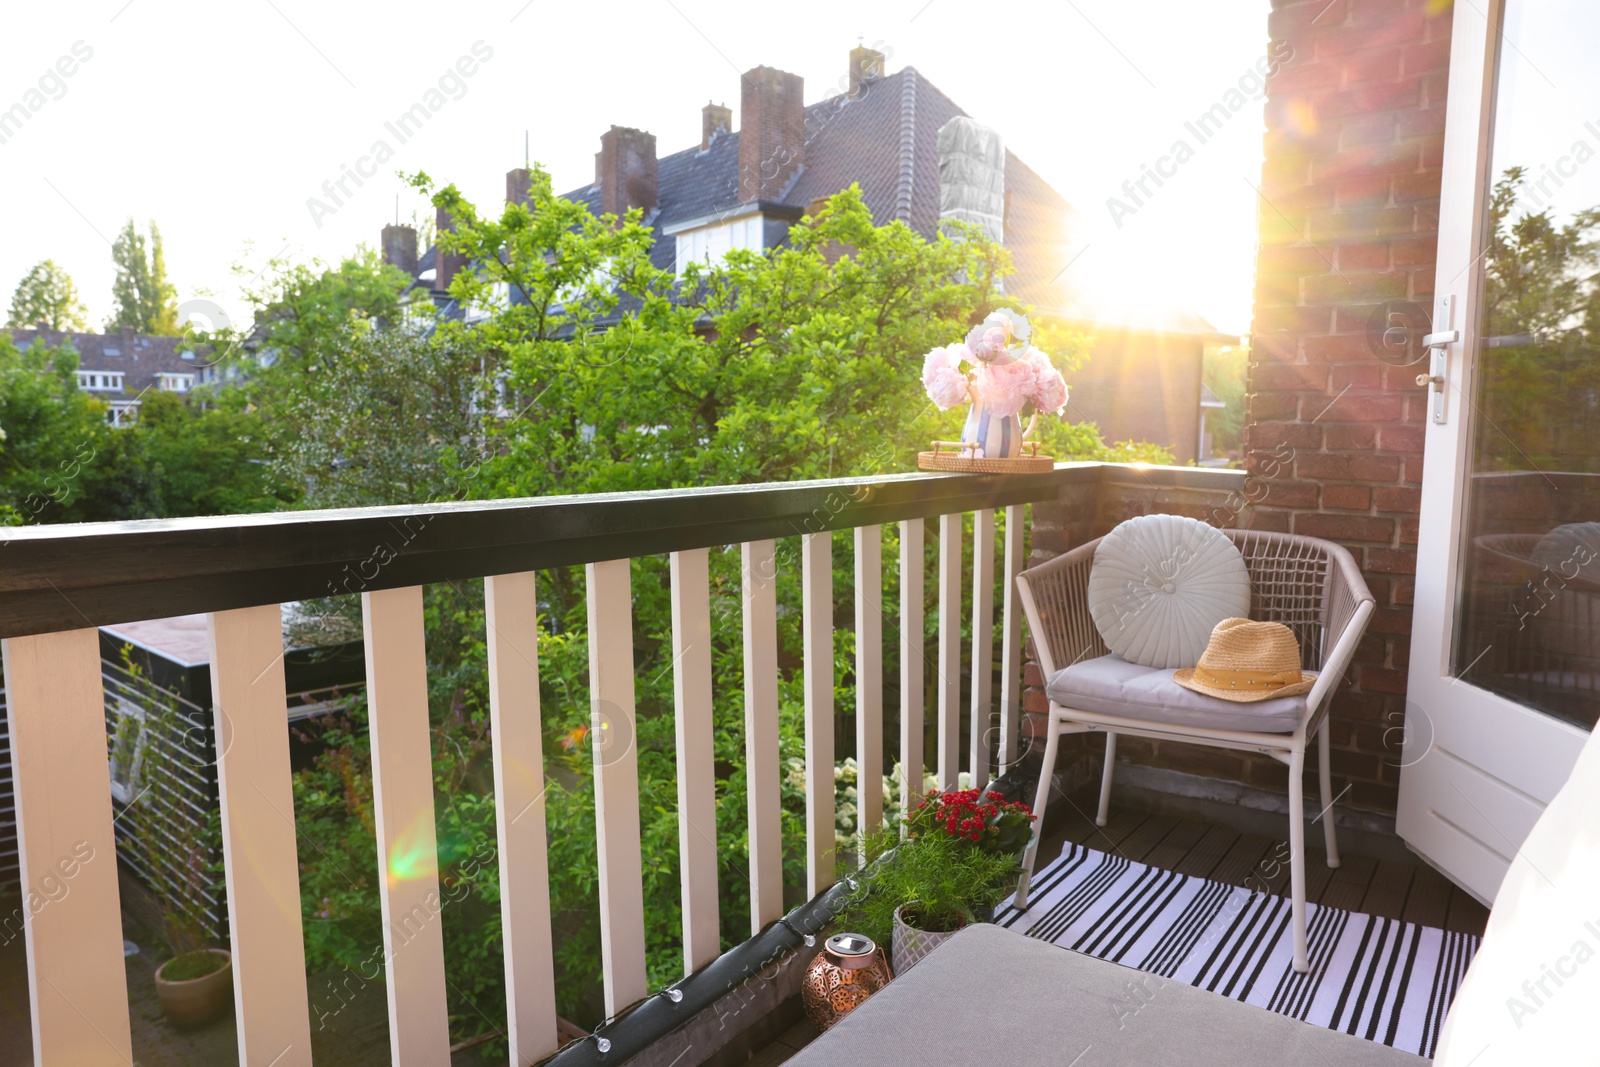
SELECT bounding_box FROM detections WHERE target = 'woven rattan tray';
[917,439,1054,473]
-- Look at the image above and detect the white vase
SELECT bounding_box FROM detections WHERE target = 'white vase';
[890,903,966,975]
[959,400,1025,459]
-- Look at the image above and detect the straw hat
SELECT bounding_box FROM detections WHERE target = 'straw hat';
[1172,618,1317,702]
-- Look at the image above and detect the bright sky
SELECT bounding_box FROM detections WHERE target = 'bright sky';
[0,0,1271,336]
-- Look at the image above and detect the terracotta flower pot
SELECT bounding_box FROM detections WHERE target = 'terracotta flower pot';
[155,948,233,1029]
[891,902,968,975]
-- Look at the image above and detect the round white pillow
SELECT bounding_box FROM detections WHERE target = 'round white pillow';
[1087,515,1252,669]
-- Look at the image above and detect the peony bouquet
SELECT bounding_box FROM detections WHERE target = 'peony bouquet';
[920,308,1069,419]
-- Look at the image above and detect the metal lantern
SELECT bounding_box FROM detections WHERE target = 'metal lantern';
[801,932,892,1032]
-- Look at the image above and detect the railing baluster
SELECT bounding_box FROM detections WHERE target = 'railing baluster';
[670,549,719,974]
[802,532,835,897]
[484,572,558,1063]
[362,586,451,1064]
[3,628,132,1066]
[742,540,783,935]
[586,558,648,1015]
[899,519,926,829]
[999,504,1026,775]
[854,525,884,856]
[208,605,313,1065]
[938,513,963,790]
[969,509,996,793]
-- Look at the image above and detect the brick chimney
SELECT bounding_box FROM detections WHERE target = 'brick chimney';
[381,224,418,277]
[598,125,658,219]
[739,66,805,202]
[849,44,885,96]
[702,100,732,151]
[507,167,532,207]
[435,204,463,294]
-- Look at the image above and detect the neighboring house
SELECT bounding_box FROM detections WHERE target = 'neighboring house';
[380,46,1227,461]
[0,613,363,918]
[7,327,206,427]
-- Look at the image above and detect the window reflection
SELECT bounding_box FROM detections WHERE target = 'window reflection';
[1456,168,1600,729]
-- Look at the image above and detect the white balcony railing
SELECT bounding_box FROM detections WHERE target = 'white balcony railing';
[0,463,1239,1065]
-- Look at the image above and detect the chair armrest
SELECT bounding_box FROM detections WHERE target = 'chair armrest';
[1304,543,1376,729]
[1015,538,1106,680]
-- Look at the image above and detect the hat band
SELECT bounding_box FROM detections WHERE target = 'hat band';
[1189,666,1304,692]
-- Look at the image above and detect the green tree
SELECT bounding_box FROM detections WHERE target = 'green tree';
[7,259,89,331]
[108,219,179,335]
[1477,167,1600,473]
[0,334,158,524]
[1202,343,1248,460]
[131,391,300,516]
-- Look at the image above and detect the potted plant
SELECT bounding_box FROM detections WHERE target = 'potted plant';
[841,788,1035,974]
[113,649,234,1029]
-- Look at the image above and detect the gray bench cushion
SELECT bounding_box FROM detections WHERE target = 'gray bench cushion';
[1045,654,1308,733]
[789,924,1425,1066]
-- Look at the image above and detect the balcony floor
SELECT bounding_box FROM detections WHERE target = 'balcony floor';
[749,784,1488,1067]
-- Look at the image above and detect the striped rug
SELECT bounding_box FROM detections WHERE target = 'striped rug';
[994,842,1479,1059]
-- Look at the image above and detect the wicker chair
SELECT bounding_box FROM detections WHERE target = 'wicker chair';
[1013,529,1376,974]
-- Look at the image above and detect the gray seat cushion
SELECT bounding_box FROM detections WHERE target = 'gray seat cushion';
[789,924,1425,1066]
[1045,654,1308,733]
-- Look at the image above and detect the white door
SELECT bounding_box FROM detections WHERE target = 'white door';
[1397,0,1600,905]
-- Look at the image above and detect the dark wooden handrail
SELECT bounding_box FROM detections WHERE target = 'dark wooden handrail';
[0,462,1241,638]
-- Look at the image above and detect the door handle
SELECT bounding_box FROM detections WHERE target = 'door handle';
[1419,296,1455,425]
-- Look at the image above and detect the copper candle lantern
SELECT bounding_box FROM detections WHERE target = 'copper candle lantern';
[801,932,892,1032]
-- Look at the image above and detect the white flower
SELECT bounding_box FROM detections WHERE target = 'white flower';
[988,307,1031,344]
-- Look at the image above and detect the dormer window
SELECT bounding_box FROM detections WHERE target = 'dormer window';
[76,371,125,392]
[157,373,195,393]
[664,202,799,276]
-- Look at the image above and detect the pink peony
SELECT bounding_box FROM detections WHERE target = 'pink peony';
[975,358,1035,417]
[1012,347,1066,415]
[922,345,971,409]
[1032,370,1068,415]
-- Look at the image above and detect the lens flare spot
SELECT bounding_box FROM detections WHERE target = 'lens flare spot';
[386,813,439,886]
[1285,99,1317,139]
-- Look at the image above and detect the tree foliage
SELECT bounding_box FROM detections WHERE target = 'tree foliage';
[0,334,289,526]
[7,259,89,331]
[256,169,1173,1042]
[1476,167,1600,473]
[108,218,179,335]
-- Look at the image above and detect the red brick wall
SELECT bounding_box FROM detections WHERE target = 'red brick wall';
[1247,0,1453,815]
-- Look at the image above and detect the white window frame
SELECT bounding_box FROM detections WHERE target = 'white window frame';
[76,371,126,392]
[673,215,765,275]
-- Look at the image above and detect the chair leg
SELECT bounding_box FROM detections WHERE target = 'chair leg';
[1317,724,1341,868]
[1096,731,1117,827]
[1015,721,1061,910]
[1288,744,1309,974]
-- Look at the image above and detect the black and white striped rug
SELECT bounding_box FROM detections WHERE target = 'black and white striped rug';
[995,843,1479,1059]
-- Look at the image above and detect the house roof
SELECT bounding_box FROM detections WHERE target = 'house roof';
[409,62,1222,338]
[7,326,203,402]
[555,67,1096,306]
